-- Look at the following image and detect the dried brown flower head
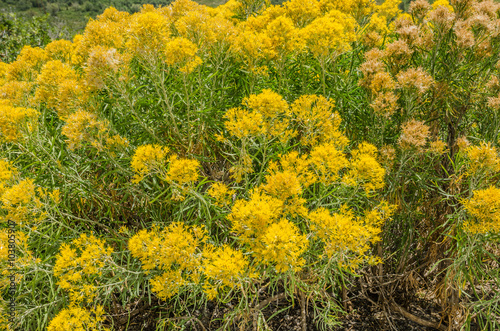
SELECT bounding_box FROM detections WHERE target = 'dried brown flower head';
[379,145,396,167]
[486,75,500,92]
[410,0,432,21]
[359,60,385,88]
[364,48,385,62]
[456,136,471,151]
[398,119,430,150]
[370,91,398,118]
[384,40,413,66]
[427,6,456,30]
[396,67,434,95]
[454,20,475,47]
[397,24,420,45]
[487,93,500,110]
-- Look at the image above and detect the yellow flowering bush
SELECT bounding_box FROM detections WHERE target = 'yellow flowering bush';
[0,105,39,142]
[128,223,206,300]
[47,306,108,331]
[462,186,500,234]
[202,244,251,299]
[3,0,500,329]
[130,144,169,183]
[53,233,114,304]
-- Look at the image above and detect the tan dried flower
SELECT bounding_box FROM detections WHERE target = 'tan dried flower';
[370,91,398,118]
[364,48,385,62]
[396,67,434,95]
[427,6,456,30]
[359,60,385,88]
[379,145,396,168]
[384,40,413,66]
[454,20,475,47]
[487,93,500,110]
[398,119,430,150]
[410,0,432,21]
[456,136,470,151]
[486,75,499,91]
[396,24,420,45]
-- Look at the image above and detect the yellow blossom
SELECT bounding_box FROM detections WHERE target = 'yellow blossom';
[130,144,169,183]
[53,233,114,304]
[300,11,357,59]
[47,306,108,331]
[164,37,202,74]
[262,170,307,216]
[45,40,74,63]
[229,190,284,248]
[207,182,234,207]
[345,143,385,193]
[126,11,171,55]
[462,186,500,234]
[465,142,500,174]
[128,223,205,299]
[290,94,348,147]
[202,244,250,299]
[309,143,349,185]
[34,60,78,109]
[0,104,39,142]
[259,218,308,272]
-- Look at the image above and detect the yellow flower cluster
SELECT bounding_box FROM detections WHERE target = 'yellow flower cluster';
[34,60,81,117]
[53,233,114,304]
[224,89,294,142]
[344,142,386,193]
[0,104,39,142]
[462,186,500,234]
[6,46,48,81]
[130,145,200,199]
[61,110,128,152]
[309,143,349,185]
[290,94,348,147]
[308,202,394,270]
[44,39,74,63]
[130,144,169,183]
[207,182,234,207]
[228,189,308,272]
[164,37,203,74]
[224,92,348,154]
[259,218,308,272]
[126,11,171,55]
[300,11,357,59]
[0,179,45,226]
[465,142,500,175]
[128,223,206,299]
[202,244,250,299]
[47,305,108,331]
[163,155,201,200]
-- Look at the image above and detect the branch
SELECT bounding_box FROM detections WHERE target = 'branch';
[390,302,447,331]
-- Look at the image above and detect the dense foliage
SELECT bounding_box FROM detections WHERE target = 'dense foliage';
[1,0,500,330]
[0,12,52,62]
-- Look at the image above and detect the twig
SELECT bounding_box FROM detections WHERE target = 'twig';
[390,301,447,331]
[255,292,287,311]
